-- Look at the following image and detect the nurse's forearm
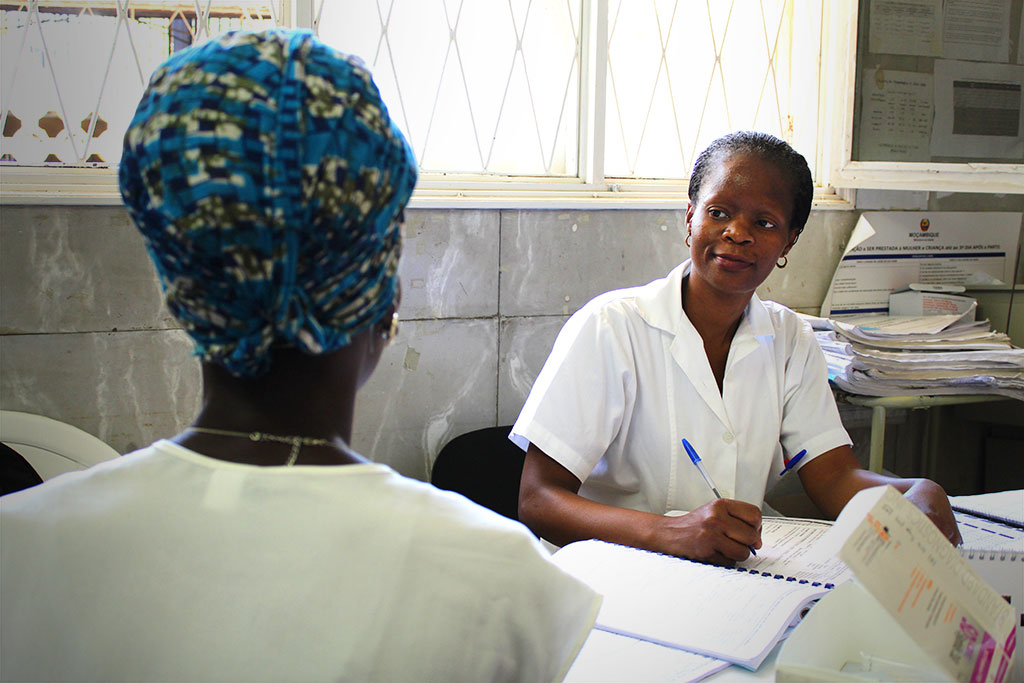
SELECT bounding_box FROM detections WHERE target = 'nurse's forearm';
[520,478,665,549]
[800,446,960,544]
[519,446,761,563]
[518,446,662,548]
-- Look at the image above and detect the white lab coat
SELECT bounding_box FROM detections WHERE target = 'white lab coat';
[512,260,851,514]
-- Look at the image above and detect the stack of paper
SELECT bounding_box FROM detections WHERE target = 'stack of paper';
[815,314,1024,400]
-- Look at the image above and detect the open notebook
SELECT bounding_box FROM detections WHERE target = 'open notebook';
[551,517,850,670]
[951,490,1024,529]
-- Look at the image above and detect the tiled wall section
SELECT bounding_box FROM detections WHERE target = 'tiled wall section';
[0,204,863,481]
[9,201,1022,487]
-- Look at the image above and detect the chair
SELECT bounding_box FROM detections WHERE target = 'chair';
[1,442,43,495]
[0,411,120,485]
[430,425,526,521]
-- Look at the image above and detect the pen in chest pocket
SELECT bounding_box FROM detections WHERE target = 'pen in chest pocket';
[779,449,807,477]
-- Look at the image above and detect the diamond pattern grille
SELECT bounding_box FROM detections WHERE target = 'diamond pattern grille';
[317,0,581,176]
[0,2,283,167]
[317,0,820,180]
[604,0,820,179]
[0,1,823,181]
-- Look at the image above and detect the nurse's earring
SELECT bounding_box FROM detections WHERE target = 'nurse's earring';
[776,255,788,268]
[382,311,399,346]
[685,231,692,247]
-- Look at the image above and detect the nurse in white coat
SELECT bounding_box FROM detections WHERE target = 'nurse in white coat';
[512,131,961,566]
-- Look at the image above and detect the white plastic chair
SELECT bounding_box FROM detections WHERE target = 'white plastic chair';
[0,411,120,481]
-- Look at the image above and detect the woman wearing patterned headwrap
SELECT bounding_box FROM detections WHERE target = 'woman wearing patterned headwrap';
[0,31,599,682]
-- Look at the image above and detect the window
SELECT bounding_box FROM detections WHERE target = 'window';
[829,0,1024,194]
[1,2,283,167]
[0,0,868,206]
[318,0,581,178]
[317,0,836,206]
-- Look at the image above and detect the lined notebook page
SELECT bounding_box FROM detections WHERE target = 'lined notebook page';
[739,517,852,583]
[950,490,1024,528]
[954,511,1024,552]
[551,539,836,670]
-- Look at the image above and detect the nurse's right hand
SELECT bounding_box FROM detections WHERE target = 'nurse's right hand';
[648,498,762,566]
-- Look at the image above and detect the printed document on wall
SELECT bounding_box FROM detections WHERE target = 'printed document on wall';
[869,0,942,56]
[931,60,1024,159]
[859,69,933,161]
[942,0,1011,63]
[820,212,1022,317]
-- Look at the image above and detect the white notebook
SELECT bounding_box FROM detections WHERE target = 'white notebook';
[951,490,1024,528]
[550,518,850,671]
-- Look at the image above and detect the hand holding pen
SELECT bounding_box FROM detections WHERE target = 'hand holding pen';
[682,439,759,558]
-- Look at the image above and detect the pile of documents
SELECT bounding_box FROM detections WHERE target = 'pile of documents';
[813,313,1024,400]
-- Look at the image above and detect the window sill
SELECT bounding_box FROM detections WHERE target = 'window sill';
[831,162,1024,195]
[0,166,857,211]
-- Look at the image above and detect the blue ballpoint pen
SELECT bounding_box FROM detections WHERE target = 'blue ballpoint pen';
[779,449,807,477]
[681,438,757,557]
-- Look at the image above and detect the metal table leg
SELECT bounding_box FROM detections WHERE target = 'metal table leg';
[869,405,887,473]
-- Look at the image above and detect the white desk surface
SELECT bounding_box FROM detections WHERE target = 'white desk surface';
[567,630,781,682]
[565,490,1022,682]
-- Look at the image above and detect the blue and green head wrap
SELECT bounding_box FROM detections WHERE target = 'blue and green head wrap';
[119,30,417,377]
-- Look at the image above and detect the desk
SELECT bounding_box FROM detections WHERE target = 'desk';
[833,391,1010,474]
[565,491,1022,682]
[567,630,781,682]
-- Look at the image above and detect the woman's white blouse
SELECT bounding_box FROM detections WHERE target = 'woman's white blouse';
[1,440,600,682]
[511,260,852,514]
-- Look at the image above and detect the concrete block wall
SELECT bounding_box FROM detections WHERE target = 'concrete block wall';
[1,196,1020,487]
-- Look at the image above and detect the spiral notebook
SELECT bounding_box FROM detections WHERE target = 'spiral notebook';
[951,490,1024,529]
[550,517,851,670]
[956,510,1024,553]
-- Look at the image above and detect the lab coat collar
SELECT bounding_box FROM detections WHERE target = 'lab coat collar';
[634,259,776,343]
[634,259,777,428]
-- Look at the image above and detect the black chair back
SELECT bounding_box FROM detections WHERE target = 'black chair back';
[430,426,526,521]
[1,442,43,495]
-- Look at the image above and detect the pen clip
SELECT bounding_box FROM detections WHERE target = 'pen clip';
[779,449,807,476]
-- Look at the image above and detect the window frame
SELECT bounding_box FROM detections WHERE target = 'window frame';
[5,0,1014,209]
[827,0,1024,195]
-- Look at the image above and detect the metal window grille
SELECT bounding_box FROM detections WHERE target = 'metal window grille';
[0,0,825,188]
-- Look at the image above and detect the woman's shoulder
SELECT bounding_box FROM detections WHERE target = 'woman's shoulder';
[381,472,532,536]
[749,298,821,360]
[568,276,674,337]
[384,471,567,550]
[755,298,815,334]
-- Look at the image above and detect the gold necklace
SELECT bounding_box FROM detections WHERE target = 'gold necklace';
[186,426,332,466]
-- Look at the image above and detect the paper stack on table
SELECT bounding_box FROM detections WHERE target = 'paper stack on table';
[811,314,1024,400]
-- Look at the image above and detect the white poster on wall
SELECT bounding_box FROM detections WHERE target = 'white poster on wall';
[942,0,1011,63]
[869,0,942,56]
[931,60,1024,159]
[820,212,1022,317]
[858,69,933,161]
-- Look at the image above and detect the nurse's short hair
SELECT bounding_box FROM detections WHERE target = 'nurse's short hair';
[687,131,813,236]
